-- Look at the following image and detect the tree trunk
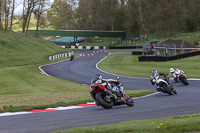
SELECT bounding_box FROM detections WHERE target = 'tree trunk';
[10,0,15,31]
[138,0,145,36]
[26,13,31,35]
[22,0,26,34]
[4,0,8,30]
[36,17,40,37]
[0,1,2,28]
[111,16,114,31]
[168,0,172,36]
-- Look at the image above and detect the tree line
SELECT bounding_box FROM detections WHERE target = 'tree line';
[1,0,200,37]
[0,0,50,36]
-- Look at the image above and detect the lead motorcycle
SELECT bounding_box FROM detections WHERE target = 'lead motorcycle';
[150,70,177,95]
[90,76,134,109]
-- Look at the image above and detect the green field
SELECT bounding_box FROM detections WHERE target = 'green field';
[98,54,200,79]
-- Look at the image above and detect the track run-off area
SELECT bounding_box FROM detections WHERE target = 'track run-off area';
[0,49,200,133]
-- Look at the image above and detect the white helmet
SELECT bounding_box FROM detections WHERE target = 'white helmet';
[175,68,181,74]
[170,68,175,73]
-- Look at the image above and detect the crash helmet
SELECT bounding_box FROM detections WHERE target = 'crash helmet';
[152,69,157,74]
[91,74,102,84]
[95,74,102,79]
[170,68,175,73]
[151,69,158,77]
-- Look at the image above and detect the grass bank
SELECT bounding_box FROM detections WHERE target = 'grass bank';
[54,113,200,133]
[0,29,91,112]
[98,54,200,79]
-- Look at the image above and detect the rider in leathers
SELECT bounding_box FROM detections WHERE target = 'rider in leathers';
[150,70,171,91]
[91,74,125,99]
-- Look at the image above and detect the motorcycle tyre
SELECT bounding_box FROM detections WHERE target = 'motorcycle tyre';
[174,78,178,82]
[163,84,173,95]
[181,77,189,85]
[125,95,134,107]
[173,90,177,94]
[96,92,113,109]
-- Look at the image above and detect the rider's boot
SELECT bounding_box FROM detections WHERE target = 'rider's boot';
[107,90,117,99]
[95,100,100,106]
[156,86,160,92]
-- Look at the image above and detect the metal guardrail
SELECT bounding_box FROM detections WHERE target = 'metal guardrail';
[138,51,200,62]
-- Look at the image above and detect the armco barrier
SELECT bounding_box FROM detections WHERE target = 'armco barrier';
[48,52,71,61]
[65,46,106,49]
[109,46,142,49]
[138,51,200,62]
[132,51,154,55]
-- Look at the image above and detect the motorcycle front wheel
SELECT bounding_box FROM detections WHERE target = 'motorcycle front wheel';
[96,92,113,109]
[181,77,189,85]
[124,93,134,107]
[163,84,173,95]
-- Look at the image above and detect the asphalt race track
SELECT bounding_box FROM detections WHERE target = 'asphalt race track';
[0,49,200,133]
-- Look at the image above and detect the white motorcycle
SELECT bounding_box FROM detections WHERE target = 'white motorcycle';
[150,71,177,95]
[171,69,189,85]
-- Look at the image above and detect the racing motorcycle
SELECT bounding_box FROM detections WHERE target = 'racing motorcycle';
[179,72,189,85]
[90,76,134,109]
[70,54,74,61]
[172,70,189,85]
[150,71,177,95]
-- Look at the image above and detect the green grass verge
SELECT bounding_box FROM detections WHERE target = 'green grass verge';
[98,54,200,79]
[53,114,200,133]
[0,89,154,113]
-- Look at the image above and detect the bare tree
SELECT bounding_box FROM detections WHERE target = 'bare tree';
[22,0,38,34]
[0,0,2,28]
[33,0,50,37]
[4,0,11,30]
[9,0,15,31]
[135,0,145,37]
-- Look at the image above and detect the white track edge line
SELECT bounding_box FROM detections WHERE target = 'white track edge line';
[96,52,150,80]
[39,56,81,77]
[134,92,160,99]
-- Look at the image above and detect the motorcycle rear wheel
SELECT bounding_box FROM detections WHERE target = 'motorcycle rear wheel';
[96,92,113,109]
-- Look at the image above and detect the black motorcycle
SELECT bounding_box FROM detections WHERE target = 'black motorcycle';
[70,55,74,61]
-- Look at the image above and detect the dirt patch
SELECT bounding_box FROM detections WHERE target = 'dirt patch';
[44,36,54,40]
